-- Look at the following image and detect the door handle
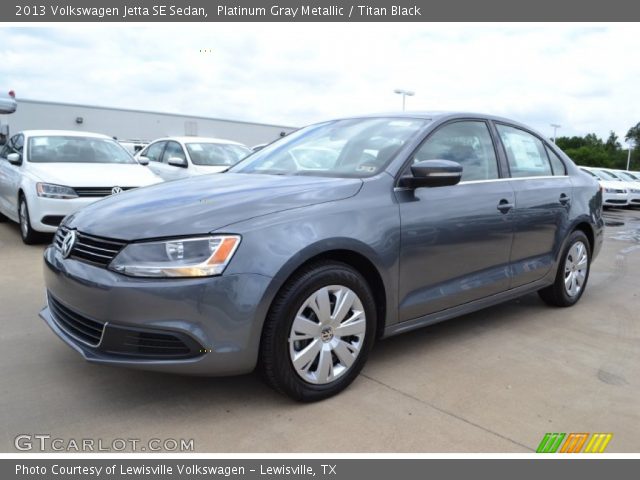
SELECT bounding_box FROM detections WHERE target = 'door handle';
[559,193,571,206]
[497,199,514,213]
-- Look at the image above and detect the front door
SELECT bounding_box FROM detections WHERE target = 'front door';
[397,120,515,322]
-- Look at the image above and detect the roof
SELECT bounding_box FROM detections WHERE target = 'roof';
[153,136,248,146]
[18,129,112,138]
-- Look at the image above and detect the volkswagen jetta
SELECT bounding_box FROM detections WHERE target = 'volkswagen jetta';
[40,113,604,401]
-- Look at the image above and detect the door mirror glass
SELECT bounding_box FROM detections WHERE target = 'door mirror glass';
[400,159,462,188]
[167,156,187,168]
[137,156,150,166]
[7,152,21,165]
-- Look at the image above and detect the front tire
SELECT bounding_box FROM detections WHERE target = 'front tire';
[18,195,43,245]
[538,230,591,307]
[260,261,377,402]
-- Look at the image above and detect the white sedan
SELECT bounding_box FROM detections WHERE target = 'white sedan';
[136,136,252,182]
[580,167,629,207]
[0,130,162,244]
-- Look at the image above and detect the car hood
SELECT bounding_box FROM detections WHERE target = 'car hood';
[27,163,162,187]
[66,173,363,240]
[599,180,629,190]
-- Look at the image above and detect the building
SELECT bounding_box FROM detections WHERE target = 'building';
[2,99,297,147]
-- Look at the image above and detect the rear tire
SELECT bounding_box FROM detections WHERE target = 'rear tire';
[259,261,377,402]
[538,230,591,307]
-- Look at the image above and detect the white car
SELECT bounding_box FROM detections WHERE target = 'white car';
[0,90,17,114]
[0,130,162,244]
[595,168,640,206]
[136,136,252,182]
[580,167,629,207]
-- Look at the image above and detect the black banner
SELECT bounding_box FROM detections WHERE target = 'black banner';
[3,0,640,22]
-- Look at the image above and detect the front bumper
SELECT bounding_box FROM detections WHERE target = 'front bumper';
[30,196,99,232]
[602,192,629,207]
[41,245,272,375]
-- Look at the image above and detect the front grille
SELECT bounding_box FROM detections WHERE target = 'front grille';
[48,294,105,346]
[55,226,126,267]
[73,187,136,197]
[607,199,627,204]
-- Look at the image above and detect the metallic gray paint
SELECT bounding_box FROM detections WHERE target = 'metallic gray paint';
[41,112,604,376]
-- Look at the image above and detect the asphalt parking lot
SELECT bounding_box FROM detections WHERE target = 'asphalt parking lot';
[1,209,639,453]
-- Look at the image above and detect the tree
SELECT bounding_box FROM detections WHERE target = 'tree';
[605,131,621,153]
[626,122,640,150]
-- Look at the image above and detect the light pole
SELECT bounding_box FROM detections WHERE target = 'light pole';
[550,124,561,143]
[627,139,634,171]
[394,89,415,111]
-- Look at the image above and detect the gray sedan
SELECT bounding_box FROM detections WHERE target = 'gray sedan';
[40,112,604,401]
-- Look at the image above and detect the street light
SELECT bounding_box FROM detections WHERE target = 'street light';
[550,124,561,143]
[627,139,635,171]
[394,89,415,111]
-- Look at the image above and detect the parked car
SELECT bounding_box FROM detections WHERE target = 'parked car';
[580,167,629,207]
[136,136,252,181]
[0,130,162,244]
[0,90,17,114]
[40,113,603,401]
[593,168,640,206]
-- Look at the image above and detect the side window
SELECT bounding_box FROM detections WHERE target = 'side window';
[413,121,499,182]
[142,142,165,163]
[161,141,187,164]
[496,125,552,178]
[13,134,24,153]
[546,146,566,176]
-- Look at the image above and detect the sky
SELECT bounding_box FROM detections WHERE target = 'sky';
[1,23,639,142]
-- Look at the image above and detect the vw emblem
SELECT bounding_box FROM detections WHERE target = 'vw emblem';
[60,230,76,259]
[111,186,123,195]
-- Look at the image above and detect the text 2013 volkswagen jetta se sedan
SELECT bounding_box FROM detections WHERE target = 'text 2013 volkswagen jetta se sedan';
[41,113,604,401]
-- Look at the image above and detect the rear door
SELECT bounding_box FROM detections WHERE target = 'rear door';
[396,120,515,321]
[494,123,573,287]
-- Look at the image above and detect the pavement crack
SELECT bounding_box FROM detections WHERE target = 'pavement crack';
[361,373,534,452]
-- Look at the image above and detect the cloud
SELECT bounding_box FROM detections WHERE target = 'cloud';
[1,23,639,141]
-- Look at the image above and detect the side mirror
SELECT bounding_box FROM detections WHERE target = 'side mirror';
[7,152,21,165]
[137,156,150,166]
[399,159,462,188]
[167,157,187,168]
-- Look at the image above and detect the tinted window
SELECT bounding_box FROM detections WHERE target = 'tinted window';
[27,136,135,164]
[546,146,566,175]
[162,141,187,164]
[413,121,499,182]
[497,125,552,178]
[13,134,24,153]
[142,142,165,163]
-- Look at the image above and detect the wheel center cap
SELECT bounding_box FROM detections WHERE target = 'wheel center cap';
[320,326,334,343]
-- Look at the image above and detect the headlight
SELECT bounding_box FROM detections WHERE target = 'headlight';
[110,235,240,278]
[36,183,78,199]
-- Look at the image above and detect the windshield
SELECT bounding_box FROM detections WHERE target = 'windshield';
[618,171,639,181]
[185,142,251,167]
[581,169,598,178]
[594,169,620,181]
[230,117,429,177]
[28,136,135,164]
